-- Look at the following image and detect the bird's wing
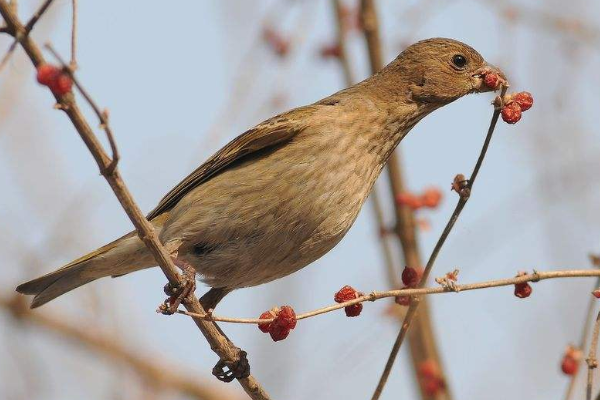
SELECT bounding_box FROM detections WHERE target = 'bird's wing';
[146,105,319,220]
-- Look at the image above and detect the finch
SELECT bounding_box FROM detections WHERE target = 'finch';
[17,38,504,309]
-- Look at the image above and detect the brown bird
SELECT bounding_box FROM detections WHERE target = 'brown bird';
[17,38,504,311]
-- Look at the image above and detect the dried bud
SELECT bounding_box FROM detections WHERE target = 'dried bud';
[592,289,600,299]
[451,174,470,198]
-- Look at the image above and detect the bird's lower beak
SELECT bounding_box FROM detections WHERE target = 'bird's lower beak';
[471,63,507,93]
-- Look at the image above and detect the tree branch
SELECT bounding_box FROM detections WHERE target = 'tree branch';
[587,311,600,400]
[370,84,507,400]
[359,1,453,399]
[0,2,269,398]
[0,294,241,400]
[177,268,599,324]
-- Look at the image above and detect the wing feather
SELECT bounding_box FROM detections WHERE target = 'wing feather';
[146,106,318,220]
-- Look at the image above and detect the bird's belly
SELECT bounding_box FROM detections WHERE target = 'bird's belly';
[163,130,382,289]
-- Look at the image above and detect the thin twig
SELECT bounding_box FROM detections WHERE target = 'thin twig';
[587,311,600,400]
[371,85,508,400]
[176,268,599,324]
[45,44,119,173]
[70,0,77,69]
[0,2,269,398]
[0,0,55,73]
[564,276,600,400]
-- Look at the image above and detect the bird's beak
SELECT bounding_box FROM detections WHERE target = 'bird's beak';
[471,63,507,93]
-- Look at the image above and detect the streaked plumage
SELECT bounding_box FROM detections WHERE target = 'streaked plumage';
[17,38,504,308]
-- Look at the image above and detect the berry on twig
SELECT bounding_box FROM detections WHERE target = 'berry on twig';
[257,305,297,341]
[514,271,532,298]
[334,285,363,317]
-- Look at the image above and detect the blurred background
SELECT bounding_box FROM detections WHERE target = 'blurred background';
[1,0,600,399]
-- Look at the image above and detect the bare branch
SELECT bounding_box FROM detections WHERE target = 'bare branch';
[0,294,241,400]
[70,0,77,69]
[0,2,269,398]
[588,311,600,400]
[177,268,599,325]
[371,84,508,400]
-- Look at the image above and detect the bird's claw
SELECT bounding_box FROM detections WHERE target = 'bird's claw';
[158,259,197,315]
[212,350,250,383]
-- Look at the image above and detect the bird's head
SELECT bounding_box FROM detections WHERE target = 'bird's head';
[385,38,506,105]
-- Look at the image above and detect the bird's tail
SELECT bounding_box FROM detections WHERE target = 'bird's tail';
[16,231,157,308]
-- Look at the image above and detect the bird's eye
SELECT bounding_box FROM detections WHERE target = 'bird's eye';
[451,54,467,69]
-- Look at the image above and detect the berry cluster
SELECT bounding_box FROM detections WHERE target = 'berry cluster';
[395,187,443,210]
[334,285,363,317]
[482,72,533,124]
[514,272,532,298]
[418,360,446,396]
[500,92,533,124]
[36,64,73,96]
[258,305,297,341]
[395,266,423,306]
[561,345,582,376]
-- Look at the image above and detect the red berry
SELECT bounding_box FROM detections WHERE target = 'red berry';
[501,102,522,124]
[514,282,532,298]
[422,377,445,396]
[50,73,73,96]
[36,64,60,86]
[274,305,296,330]
[344,303,363,317]
[396,192,424,210]
[334,285,358,303]
[561,355,579,376]
[269,306,296,341]
[335,285,363,317]
[395,288,411,306]
[258,306,297,341]
[402,266,420,288]
[513,91,533,111]
[483,73,500,89]
[561,346,582,376]
[258,310,275,333]
[421,187,442,208]
[418,360,445,396]
[591,289,600,298]
[319,44,342,59]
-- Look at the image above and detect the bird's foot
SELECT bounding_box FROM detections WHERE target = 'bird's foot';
[158,259,197,315]
[212,349,251,383]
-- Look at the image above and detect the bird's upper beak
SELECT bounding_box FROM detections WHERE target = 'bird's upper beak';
[471,63,507,93]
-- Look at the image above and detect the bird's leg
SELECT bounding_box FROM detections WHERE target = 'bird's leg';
[159,258,197,315]
[200,287,250,382]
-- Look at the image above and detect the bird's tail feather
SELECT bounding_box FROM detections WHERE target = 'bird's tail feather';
[16,231,156,308]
